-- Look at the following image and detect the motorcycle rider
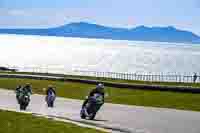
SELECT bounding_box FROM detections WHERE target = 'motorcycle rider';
[16,85,22,92]
[19,83,32,110]
[22,83,32,96]
[15,85,22,103]
[82,83,105,109]
[46,85,56,96]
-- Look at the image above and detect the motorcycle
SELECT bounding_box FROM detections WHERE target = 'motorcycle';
[80,93,104,120]
[19,93,30,110]
[46,92,56,107]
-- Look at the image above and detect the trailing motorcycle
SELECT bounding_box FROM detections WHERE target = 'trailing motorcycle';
[46,92,56,107]
[80,93,104,120]
[19,93,30,110]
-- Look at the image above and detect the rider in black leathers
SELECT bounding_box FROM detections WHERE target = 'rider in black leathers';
[16,85,22,92]
[22,83,32,96]
[46,85,56,96]
[16,85,22,103]
[82,83,105,108]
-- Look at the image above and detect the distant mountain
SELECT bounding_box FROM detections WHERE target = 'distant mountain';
[0,22,200,44]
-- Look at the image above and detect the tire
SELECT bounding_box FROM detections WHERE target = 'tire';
[25,102,29,110]
[20,104,23,110]
[20,103,26,110]
[47,101,52,107]
[80,109,86,119]
[80,113,86,119]
[20,100,28,110]
[51,101,54,108]
[89,112,96,120]
[23,105,26,110]
[51,101,54,107]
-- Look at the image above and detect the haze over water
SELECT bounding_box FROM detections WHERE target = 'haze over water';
[0,34,200,75]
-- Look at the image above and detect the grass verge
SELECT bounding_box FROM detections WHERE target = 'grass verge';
[0,77,200,111]
[1,71,200,88]
[0,109,106,133]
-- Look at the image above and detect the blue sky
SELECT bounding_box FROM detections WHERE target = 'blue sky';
[0,0,200,35]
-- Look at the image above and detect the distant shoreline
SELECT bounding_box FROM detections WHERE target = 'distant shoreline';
[0,22,200,44]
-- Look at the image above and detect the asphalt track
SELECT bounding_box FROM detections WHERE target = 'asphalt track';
[0,89,200,133]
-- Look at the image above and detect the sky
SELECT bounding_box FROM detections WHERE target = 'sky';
[0,0,200,35]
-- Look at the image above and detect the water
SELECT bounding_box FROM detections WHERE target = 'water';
[0,34,200,74]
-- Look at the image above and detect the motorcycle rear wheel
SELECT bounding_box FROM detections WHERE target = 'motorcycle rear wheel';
[20,104,26,110]
[88,112,96,120]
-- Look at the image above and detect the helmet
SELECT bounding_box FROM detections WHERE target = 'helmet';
[48,85,53,88]
[96,83,104,90]
[18,85,22,88]
[25,83,30,87]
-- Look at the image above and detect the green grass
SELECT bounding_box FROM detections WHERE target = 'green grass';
[1,77,200,111]
[0,110,105,133]
[1,71,200,88]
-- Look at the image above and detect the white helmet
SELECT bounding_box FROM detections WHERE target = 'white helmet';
[96,83,104,90]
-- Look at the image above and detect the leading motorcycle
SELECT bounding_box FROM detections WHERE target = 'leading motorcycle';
[80,93,104,120]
